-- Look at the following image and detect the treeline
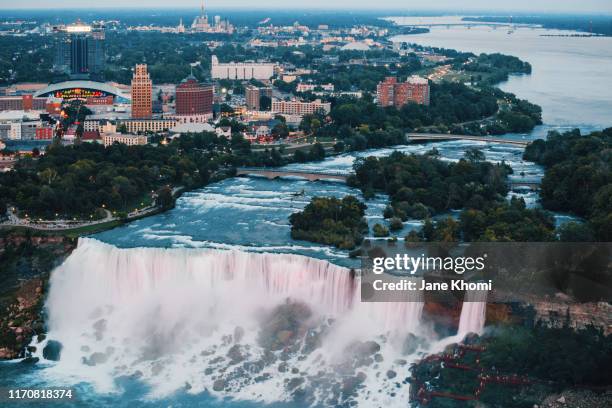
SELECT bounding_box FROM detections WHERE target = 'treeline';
[414,198,556,242]
[347,151,556,242]
[317,82,541,141]
[289,196,368,250]
[304,53,422,92]
[523,128,612,241]
[460,52,532,85]
[348,150,511,217]
[464,15,612,36]
[480,325,612,389]
[0,133,287,220]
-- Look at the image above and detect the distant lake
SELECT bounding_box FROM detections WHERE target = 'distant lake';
[390,17,612,137]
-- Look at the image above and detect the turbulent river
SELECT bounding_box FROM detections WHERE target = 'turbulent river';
[2,19,611,408]
[0,141,540,408]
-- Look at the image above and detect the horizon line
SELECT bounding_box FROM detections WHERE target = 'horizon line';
[0,7,611,16]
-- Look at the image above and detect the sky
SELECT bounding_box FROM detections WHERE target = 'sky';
[1,0,611,13]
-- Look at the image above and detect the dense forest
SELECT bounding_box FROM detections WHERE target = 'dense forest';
[0,133,287,220]
[317,82,541,144]
[289,196,368,249]
[523,128,612,241]
[348,150,511,217]
[346,151,556,242]
[413,198,556,242]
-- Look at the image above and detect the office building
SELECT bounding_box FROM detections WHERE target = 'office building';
[245,85,273,111]
[131,64,153,119]
[53,20,105,79]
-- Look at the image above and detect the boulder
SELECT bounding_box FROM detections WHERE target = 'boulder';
[212,379,226,392]
[42,340,62,361]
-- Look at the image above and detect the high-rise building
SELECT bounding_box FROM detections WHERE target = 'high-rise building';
[131,64,153,119]
[245,85,273,111]
[53,20,105,79]
[376,76,430,108]
[175,75,214,116]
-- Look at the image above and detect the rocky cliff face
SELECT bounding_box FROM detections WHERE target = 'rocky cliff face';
[422,299,610,336]
[0,232,76,360]
[532,301,612,335]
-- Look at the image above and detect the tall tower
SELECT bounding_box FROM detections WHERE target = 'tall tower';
[192,0,209,31]
[131,64,152,119]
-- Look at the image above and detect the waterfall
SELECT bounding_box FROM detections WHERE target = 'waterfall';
[38,238,425,406]
[457,290,488,336]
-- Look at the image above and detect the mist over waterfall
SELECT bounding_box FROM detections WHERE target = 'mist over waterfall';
[40,238,433,406]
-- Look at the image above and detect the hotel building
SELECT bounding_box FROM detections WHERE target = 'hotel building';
[376,76,430,108]
[131,64,153,119]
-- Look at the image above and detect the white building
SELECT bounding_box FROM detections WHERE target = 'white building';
[296,83,334,93]
[169,122,215,135]
[102,133,148,147]
[211,56,275,80]
[215,126,231,138]
[271,99,331,116]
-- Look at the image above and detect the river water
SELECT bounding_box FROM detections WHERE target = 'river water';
[391,17,612,138]
[2,17,610,408]
[93,140,541,267]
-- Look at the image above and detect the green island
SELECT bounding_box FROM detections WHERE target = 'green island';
[289,129,611,248]
[524,128,612,241]
[289,196,368,250]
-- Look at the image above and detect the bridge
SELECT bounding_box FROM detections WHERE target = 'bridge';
[236,168,348,182]
[235,168,541,191]
[509,181,541,191]
[407,133,530,147]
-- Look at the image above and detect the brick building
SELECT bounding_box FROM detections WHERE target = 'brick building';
[131,64,153,119]
[175,75,214,117]
[376,76,430,108]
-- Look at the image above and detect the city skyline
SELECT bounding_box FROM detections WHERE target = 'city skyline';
[1,0,612,13]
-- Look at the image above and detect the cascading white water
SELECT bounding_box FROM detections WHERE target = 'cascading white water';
[39,238,427,406]
[457,290,488,336]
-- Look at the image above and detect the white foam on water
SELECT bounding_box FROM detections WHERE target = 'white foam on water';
[36,239,446,406]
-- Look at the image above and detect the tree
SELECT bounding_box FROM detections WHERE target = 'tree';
[156,186,174,209]
[373,223,389,237]
[272,123,289,139]
[308,143,325,161]
[117,123,128,134]
[464,148,485,162]
[389,217,403,231]
[558,222,595,242]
